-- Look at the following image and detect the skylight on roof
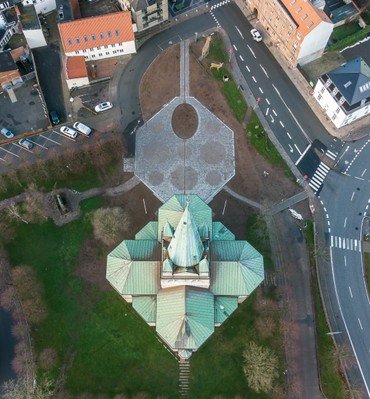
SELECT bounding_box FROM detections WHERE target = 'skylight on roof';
[343,81,352,88]
[359,82,370,93]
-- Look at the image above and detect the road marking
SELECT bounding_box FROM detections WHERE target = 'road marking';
[239,54,244,61]
[295,144,311,166]
[286,132,292,139]
[350,191,355,201]
[265,107,270,116]
[233,44,238,51]
[331,236,360,251]
[331,236,334,247]
[272,109,277,116]
[30,140,48,150]
[235,26,244,39]
[265,98,270,105]
[344,217,347,228]
[259,64,269,78]
[259,87,263,94]
[13,143,33,154]
[0,146,20,158]
[344,255,347,267]
[358,318,363,330]
[246,65,250,72]
[309,180,320,190]
[252,76,257,83]
[326,150,337,160]
[279,120,285,128]
[270,115,274,123]
[247,44,256,58]
[40,134,61,145]
[349,286,353,298]
[361,168,367,177]
[294,144,302,155]
[288,144,293,153]
[272,83,311,144]
[53,130,76,142]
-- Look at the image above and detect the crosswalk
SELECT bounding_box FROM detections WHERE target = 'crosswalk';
[309,161,330,193]
[330,235,361,252]
[210,0,230,10]
[326,149,337,161]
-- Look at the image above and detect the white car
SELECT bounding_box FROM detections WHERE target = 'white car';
[94,102,113,112]
[250,28,262,42]
[1,128,14,139]
[60,126,78,139]
[73,121,92,136]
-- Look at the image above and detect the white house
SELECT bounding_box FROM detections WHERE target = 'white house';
[314,57,370,128]
[19,4,47,48]
[58,11,136,62]
[21,0,56,15]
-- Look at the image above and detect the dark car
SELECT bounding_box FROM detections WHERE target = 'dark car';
[49,111,60,125]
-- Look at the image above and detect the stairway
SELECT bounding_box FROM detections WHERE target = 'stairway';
[179,358,190,397]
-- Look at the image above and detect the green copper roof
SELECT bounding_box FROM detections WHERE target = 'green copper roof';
[163,222,174,239]
[215,296,238,324]
[156,286,214,351]
[136,222,158,240]
[106,240,160,295]
[198,257,209,274]
[132,296,156,323]
[158,195,212,241]
[168,206,204,267]
[163,258,173,273]
[212,222,235,241]
[210,241,264,296]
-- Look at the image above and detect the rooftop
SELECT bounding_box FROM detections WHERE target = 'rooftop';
[18,3,40,30]
[326,57,370,105]
[65,55,87,79]
[0,0,15,11]
[0,49,17,72]
[58,11,134,53]
[131,0,158,11]
[56,0,80,22]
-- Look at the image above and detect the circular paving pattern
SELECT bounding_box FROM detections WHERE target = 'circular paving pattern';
[148,170,164,186]
[206,170,222,186]
[172,103,198,139]
[200,140,226,165]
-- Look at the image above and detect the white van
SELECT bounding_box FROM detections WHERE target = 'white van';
[60,126,78,139]
[73,121,92,136]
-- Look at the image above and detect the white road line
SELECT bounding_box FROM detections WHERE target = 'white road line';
[30,140,48,150]
[246,65,250,72]
[239,54,244,61]
[265,107,270,116]
[235,26,244,39]
[327,149,336,158]
[247,44,256,58]
[338,237,342,248]
[265,98,270,105]
[288,144,293,153]
[233,44,238,51]
[350,191,355,201]
[294,144,311,166]
[13,143,33,154]
[270,115,275,123]
[259,64,269,78]
[358,318,363,330]
[293,144,302,155]
[331,236,334,247]
[286,132,292,139]
[53,131,76,142]
[344,255,347,267]
[361,168,367,177]
[315,169,326,180]
[309,180,320,190]
[350,240,353,250]
[252,76,257,83]
[344,217,347,228]
[259,87,263,94]
[279,121,285,128]
[272,109,277,116]
[349,286,353,298]
[40,134,61,145]
[271,83,311,144]
[0,146,20,158]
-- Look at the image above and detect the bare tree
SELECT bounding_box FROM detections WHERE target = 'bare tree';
[93,207,130,246]
[1,378,30,399]
[23,183,47,223]
[243,341,279,394]
[6,204,28,224]
[331,343,357,368]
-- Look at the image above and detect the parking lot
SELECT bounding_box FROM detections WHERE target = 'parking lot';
[0,79,49,138]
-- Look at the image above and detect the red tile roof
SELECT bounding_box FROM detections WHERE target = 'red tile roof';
[58,11,134,53]
[66,56,88,79]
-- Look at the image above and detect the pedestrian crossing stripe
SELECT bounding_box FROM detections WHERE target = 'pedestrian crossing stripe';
[210,0,230,10]
[326,150,337,161]
[330,235,361,252]
[309,161,330,193]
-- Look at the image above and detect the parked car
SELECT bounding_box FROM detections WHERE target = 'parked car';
[60,126,78,139]
[18,138,34,150]
[50,110,60,125]
[95,102,113,112]
[73,121,92,136]
[250,28,262,42]
[1,128,14,139]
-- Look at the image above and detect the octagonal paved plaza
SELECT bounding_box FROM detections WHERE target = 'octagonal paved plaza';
[135,95,235,203]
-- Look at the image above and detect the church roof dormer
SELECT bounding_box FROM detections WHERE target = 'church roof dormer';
[168,205,204,268]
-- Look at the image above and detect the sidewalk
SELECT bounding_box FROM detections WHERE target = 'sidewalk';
[234,0,370,142]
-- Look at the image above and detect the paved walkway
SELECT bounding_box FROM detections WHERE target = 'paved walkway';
[223,185,262,210]
[267,190,308,215]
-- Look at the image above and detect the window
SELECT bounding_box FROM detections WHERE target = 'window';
[317,94,322,100]
[336,108,340,113]
[92,54,95,58]
[67,39,72,45]
[320,87,325,94]
[301,13,308,20]
[84,35,88,42]
[112,43,116,47]
[297,32,302,39]
[296,6,302,12]
[76,50,79,54]
[105,52,109,55]
[332,114,337,120]
[104,45,108,49]
[115,29,120,37]
[76,37,80,44]
[91,34,96,41]
[100,32,104,39]
[83,49,87,53]
[307,21,314,28]
[97,46,101,50]
[107,31,112,38]
[99,53,102,56]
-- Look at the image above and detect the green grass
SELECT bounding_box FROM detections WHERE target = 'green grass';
[212,67,247,123]
[363,10,370,25]
[364,252,370,301]
[6,197,179,398]
[327,25,370,52]
[208,35,228,64]
[331,23,361,42]
[189,213,285,398]
[304,221,347,399]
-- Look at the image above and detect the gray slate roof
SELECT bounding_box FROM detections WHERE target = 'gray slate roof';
[326,57,370,105]
[0,50,16,72]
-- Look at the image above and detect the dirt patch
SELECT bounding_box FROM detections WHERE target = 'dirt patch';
[140,44,180,121]
[172,103,198,138]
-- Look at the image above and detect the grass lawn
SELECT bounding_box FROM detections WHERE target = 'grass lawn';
[304,221,347,399]
[207,35,228,64]
[327,25,370,52]
[331,23,361,42]
[6,197,179,398]
[189,213,285,398]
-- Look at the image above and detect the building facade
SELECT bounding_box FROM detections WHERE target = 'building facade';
[245,0,333,65]
[313,57,370,128]
[58,11,136,61]
[106,194,264,359]
[19,3,47,48]
[0,1,20,50]
[119,0,168,32]
[21,0,56,15]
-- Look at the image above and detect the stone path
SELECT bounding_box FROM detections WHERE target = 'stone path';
[179,358,190,397]
[180,40,190,100]
[223,185,263,210]
[267,190,308,215]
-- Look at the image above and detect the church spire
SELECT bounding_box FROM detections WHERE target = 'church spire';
[168,204,204,267]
